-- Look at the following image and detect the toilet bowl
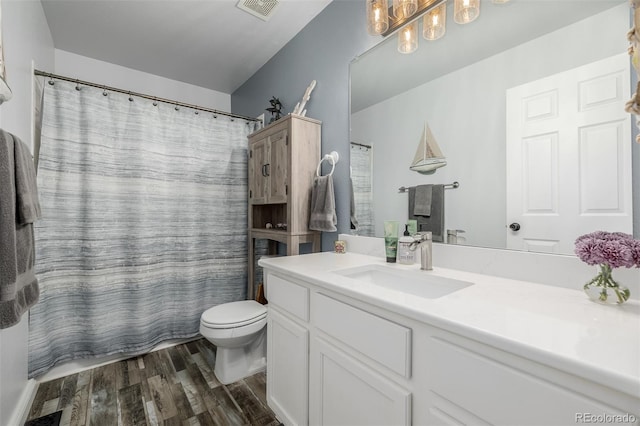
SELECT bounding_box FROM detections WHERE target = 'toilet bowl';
[199,300,267,385]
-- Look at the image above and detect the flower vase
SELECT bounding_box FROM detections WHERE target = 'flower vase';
[583,264,630,305]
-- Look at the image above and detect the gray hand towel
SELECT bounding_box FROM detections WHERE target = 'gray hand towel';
[1,130,40,329]
[408,184,445,242]
[413,184,433,216]
[309,175,337,232]
[14,135,41,224]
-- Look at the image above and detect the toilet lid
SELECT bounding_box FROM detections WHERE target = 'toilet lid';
[201,300,267,327]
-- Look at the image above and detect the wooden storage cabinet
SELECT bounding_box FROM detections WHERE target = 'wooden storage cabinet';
[247,115,321,298]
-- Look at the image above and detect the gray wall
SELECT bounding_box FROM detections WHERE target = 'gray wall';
[231,0,379,250]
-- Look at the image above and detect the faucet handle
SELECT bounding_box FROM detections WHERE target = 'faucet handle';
[416,231,432,241]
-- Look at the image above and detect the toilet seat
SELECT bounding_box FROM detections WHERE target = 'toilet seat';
[201,300,267,329]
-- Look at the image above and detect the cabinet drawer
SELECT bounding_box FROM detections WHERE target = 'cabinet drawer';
[266,273,309,322]
[312,293,411,378]
[427,336,632,425]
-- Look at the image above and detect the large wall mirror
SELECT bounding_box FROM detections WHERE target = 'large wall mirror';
[350,0,639,255]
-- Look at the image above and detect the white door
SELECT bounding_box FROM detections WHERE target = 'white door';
[506,53,632,254]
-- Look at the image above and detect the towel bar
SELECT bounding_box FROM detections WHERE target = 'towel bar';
[398,181,459,193]
[316,151,339,177]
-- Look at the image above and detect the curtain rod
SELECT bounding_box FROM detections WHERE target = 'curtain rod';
[34,70,260,123]
[350,141,372,149]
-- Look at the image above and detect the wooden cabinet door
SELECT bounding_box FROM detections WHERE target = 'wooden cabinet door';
[309,337,411,426]
[267,129,288,204]
[267,308,309,426]
[249,137,268,204]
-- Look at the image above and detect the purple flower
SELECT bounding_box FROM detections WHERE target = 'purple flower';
[574,231,640,269]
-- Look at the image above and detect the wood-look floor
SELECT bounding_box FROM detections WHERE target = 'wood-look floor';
[26,339,280,426]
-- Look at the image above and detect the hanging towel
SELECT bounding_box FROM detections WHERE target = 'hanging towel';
[408,184,445,242]
[349,177,358,230]
[413,184,433,216]
[0,130,41,329]
[309,175,337,232]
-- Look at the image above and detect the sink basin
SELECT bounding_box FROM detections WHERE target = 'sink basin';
[334,264,473,299]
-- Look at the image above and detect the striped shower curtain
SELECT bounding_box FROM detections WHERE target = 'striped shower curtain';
[29,80,255,377]
[350,143,374,236]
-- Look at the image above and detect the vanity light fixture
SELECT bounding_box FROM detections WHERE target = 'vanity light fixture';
[393,0,418,19]
[423,1,446,40]
[398,20,419,53]
[367,0,390,35]
[454,0,480,24]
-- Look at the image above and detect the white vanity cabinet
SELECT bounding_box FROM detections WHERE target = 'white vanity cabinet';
[265,274,310,426]
[309,293,412,426]
[263,263,640,426]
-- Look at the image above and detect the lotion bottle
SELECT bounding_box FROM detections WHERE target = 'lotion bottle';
[397,224,415,265]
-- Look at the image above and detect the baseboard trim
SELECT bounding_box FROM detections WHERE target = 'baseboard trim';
[9,378,38,426]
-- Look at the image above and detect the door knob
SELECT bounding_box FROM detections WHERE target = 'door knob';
[509,223,521,231]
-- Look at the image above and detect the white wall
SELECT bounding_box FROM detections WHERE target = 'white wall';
[0,1,54,424]
[54,50,231,112]
[351,4,628,248]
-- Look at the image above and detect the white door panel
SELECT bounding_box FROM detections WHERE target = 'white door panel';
[507,53,632,254]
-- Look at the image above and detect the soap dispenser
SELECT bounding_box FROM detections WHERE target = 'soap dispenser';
[397,224,415,265]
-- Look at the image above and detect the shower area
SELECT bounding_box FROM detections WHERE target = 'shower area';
[350,142,374,236]
[28,74,258,377]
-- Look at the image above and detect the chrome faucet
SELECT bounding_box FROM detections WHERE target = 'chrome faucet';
[409,231,433,271]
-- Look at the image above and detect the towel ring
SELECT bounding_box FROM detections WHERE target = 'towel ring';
[316,151,339,177]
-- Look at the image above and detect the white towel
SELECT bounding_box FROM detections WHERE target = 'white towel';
[309,175,337,232]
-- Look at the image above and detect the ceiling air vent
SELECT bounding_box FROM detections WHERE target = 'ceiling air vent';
[236,0,280,21]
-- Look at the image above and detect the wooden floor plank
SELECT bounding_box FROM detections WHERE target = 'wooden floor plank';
[68,370,91,426]
[126,359,141,386]
[191,353,220,389]
[57,373,79,410]
[147,374,179,421]
[117,383,147,426]
[167,346,187,373]
[243,372,268,410]
[175,370,207,416]
[170,382,196,420]
[226,381,278,426]
[89,362,118,426]
[206,387,248,425]
[27,339,278,426]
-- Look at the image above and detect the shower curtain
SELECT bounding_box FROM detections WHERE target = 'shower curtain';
[29,80,255,377]
[350,143,374,236]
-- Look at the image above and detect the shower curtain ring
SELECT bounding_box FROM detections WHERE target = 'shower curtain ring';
[102,86,108,96]
[48,76,54,86]
[152,97,158,106]
[128,92,134,102]
[174,103,179,111]
[75,79,81,91]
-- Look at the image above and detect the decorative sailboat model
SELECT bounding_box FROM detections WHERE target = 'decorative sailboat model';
[410,122,446,174]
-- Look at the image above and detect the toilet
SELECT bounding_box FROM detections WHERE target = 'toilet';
[199,300,267,385]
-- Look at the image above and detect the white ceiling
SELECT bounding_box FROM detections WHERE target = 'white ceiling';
[40,0,333,94]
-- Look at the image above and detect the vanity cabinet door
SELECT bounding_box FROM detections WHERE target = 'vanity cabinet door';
[267,307,309,426]
[309,337,411,426]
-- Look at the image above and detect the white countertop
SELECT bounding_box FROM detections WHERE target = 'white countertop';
[259,251,640,398]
